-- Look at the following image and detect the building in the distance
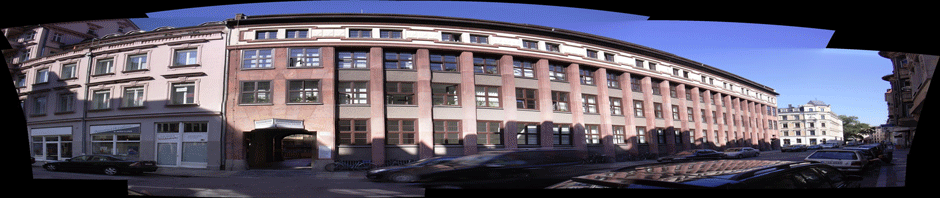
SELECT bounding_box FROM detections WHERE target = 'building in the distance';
[776,100,844,146]
[880,51,937,148]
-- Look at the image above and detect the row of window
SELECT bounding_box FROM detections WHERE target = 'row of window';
[16,48,200,88]
[781,130,830,136]
[27,82,196,116]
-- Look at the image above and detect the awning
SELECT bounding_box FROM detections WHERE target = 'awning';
[254,118,305,130]
[90,124,141,134]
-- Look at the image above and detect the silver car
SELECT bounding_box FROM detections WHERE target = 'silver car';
[804,149,870,173]
[722,147,760,159]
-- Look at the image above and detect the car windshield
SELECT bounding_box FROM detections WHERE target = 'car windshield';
[808,151,858,160]
[447,153,501,166]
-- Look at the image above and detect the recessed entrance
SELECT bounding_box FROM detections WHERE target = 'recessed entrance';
[245,129,316,170]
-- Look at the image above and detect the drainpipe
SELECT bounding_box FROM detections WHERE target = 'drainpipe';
[219,25,231,170]
[80,38,96,155]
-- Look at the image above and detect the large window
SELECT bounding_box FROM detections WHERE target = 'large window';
[552,91,569,112]
[126,54,147,71]
[384,51,414,69]
[240,81,271,104]
[607,72,620,88]
[653,103,663,119]
[385,82,414,105]
[288,80,320,103]
[513,59,536,78]
[122,86,145,107]
[613,126,626,144]
[289,48,320,67]
[338,81,369,104]
[60,63,77,79]
[432,84,459,106]
[338,119,368,145]
[92,125,141,160]
[469,34,488,44]
[337,51,369,69]
[433,120,461,145]
[523,40,538,49]
[477,121,502,145]
[174,49,198,66]
[256,31,276,39]
[516,88,538,110]
[242,49,273,69]
[631,77,643,92]
[475,86,500,108]
[441,32,460,42]
[32,95,46,115]
[380,30,402,39]
[91,90,110,110]
[633,100,644,117]
[35,68,49,84]
[517,123,539,145]
[579,68,595,85]
[651,80,662,95]
[548,63,567,81]
[387,120,415,145]
[349,29,371,38]
[672,105,680,120]
[156,122,208,165]
[585,125,600,144]
[582,94,598,114]
[473,56,499,74]
[56,93,74,113]
[94,58,114,75]
[687,107,695,122]
[656,128,666,144]
[636,127,647,144]
[287,29,307,38]
[553,124,572,145]
[669,85,678,98]
[610,97,623,116]
[429,53,458,72]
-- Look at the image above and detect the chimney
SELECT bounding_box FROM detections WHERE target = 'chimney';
[235,13,245,20]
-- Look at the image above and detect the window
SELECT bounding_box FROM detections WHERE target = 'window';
[687,107,695,122]
[672,105,680,120]
[92,128,141,159]
[242,49,273,69]
[605,53,615,62]
[651,80,661,95]
[546,43,560,52]
[387,120,416,145]
[431,84,459,106]
[32,95,46,115]
[240,81,271,104]
[548,63,567,81]
[169,83,196,105]
[338,119,368,145]
[386,82,415,105]
[513,59,536,78]
[94,58,114,75]
[700,91,706,103]
[473,56,499,74]
[633,100,644,117]
[516,88,538,110]
[338,81,369,104]
[553,124,572,145]
[56,93,74,113]
[649,63,657,71]
[690,129,697,144]
[383,51,414,70]
[126,54,147,71]
[579,68,595,85]
[585,125,600,144]
[669,85,678,98]
[35,68,49,84]
[429,53,458,72]
[653,103,663,119]
[337,51,369,69]
[289,48,320,67]
[607,72,620,88]
[675,129,682,144]
[523,40,538,49]
[286,29,307,38]
[380,30,402,39]
[517,123,540,145]
[174,49,198,66]
[702,109,708,123]
[636,127,647,144]
[60,63,77,79]
[92,90,110,110]
[441,32,460,42]
[434,120,461,145]
[724,113,729,125]
[552,91,569,112]
[673,68,680,76]
[586,50,598,59]
[122,87,145,107]
[288,80,320,103]
[613,126,625,144]
[631,77,643,92]
[477,121,502,145]
[656,128,666,144]
[635,60,644,68]
[469,35,488,44]
[349,29,371,38]
[582,94,598,114]
[52,33,62,42]
[475,86,500,108]
[713,111,718,124]
[256,31,277,39]
[610,97,623,115]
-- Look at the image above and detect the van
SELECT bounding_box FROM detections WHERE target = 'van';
[410,149,595,189]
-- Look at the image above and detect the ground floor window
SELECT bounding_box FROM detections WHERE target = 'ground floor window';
[156,122,209,167]
[92,133,140,160]
[32,135,72,161]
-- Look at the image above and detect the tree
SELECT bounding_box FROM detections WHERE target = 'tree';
[839,115,871,140]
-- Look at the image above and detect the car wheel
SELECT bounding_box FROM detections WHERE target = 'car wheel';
[103,167,119,176]
[390,173,417,183]
[44,164,57,171]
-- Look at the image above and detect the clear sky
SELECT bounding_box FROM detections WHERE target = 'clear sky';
[129,1,893,126]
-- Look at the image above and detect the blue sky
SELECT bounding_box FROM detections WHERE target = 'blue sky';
[130,1,893,126]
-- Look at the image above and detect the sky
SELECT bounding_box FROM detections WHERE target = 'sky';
[129,1,894,126]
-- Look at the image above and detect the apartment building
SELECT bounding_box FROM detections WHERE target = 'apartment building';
[879,51,937,147]
[776,100,844,146]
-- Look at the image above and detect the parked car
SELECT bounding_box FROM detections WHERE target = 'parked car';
[804,149,870,173]
[781,144,808,152]
[819,143,840,149]
[367,156,457,183]
[42,154,158,175]
[723,147,760,159]
[857,143,893,163]
[807,145,823,150]
[409,148,598,189]
[841,146,889,163]
[547,159,862,189]
[656,149,724,162]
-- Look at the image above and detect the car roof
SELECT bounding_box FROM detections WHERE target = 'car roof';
[571,160,814,188]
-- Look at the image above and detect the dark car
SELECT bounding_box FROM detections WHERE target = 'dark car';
[42,154,157,175]
[547,159,862,189]
[409,148,599,189]
[657,149,723,162]
[367,156,457,183]
[841,146,890,163]
[856,143,893,163]
[781,144,808,152]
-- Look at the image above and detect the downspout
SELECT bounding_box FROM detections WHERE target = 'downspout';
[219,25,231,170]
[80,38,96,155]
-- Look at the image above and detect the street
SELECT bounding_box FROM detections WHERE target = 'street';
[29,149,907,197]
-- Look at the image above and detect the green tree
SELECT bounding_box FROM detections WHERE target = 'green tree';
[839,115,871,140]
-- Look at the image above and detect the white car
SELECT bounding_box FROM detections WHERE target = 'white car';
[804,149,870,173]
[722,147,760,159]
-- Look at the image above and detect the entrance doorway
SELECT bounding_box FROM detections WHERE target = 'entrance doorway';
[245,129,316,169]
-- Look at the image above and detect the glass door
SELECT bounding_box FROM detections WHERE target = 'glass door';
[45,143,58,161]
[157,143,178,166]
